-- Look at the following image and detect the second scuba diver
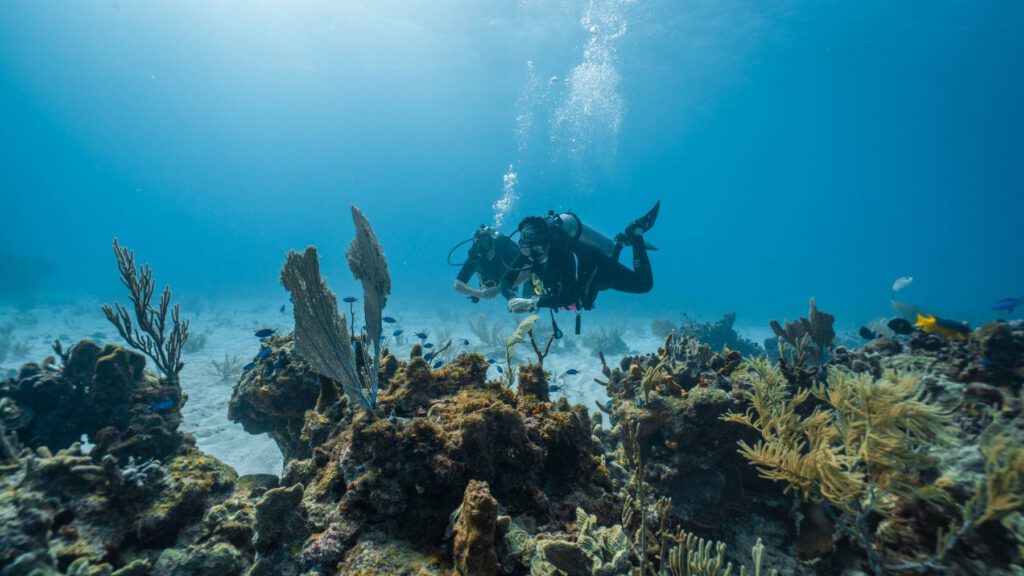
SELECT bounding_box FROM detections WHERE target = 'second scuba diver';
[452,225,521,302]
[500,201,660,315]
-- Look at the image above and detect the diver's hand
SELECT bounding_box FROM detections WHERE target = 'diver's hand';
[508,297,538,313]
[480,285,501,298]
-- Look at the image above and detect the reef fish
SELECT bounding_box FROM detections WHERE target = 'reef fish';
[887,318,914,335]
[256,347,272,360]
[343,297,359,303]
[605,400,613,409]
[462,339,470,346]
[858,327,876,340]
[432,361,444,369]
[280,304,286,313]
[992,297,1022,313]
[564,369,580,375]
[635,398,644,408]
[915,314,971,340]
[548,384,563,393]
[148,399,174,411]
[423,343,434,349]
[496,365,504,374]
[415,332,428,339]
[383,316,397,323]
[242,362,256,371]
[424,353,434,361]
[892,276,914,294]
[392,329,403,337]
[486,358,496,364]
[254,328,276,338]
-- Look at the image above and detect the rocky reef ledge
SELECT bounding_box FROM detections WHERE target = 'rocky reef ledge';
[3,319,1024,575]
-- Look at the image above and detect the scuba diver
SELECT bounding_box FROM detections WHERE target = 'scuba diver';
[500,202,659,324]
[451,225,521,302]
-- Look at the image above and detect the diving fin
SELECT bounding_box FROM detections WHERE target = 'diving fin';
[625,201,660,237]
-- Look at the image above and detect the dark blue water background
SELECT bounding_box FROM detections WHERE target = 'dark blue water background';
[2,1,1022,331]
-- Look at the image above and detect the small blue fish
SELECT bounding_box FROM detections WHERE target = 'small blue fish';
[635,397,644,408]
[980,358,995,367]
[254,328,276,338]
[393,329,403,337]
[548,384,563,393]
[424,353,434,361]
[415,332,428,340]
[256,347,272,360]
[605,400,613,409]
[149,400,174,411]
[496,365,504,374]
[433,361,444,369]
[564,369,580,375]
[486,358,496,364]
[343,297,359,303]
[462,339,470,346]
[423,343,434,349]
[280,304,286,313]
[992,297,1022,313]
[243,362,256,371]
[383,316,397,324]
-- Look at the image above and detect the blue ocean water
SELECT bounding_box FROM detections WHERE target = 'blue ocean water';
[2,0,1022,331]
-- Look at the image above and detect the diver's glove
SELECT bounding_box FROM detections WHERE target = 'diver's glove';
[508,297,539,313]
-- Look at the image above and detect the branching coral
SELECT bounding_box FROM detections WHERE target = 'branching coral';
[722,359,969,574]
[207,353,244,384]
[663,530,775,576]
[935,418,1024,562]
[101,238,190,384]
[468,314,505,349]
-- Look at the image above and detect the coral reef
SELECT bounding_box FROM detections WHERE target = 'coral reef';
[227,334,321,462]
[1,341,185,462]
[4,242,1023,576]
[0,348,247,573]
[652,313,764,357]
[226,338,616,573]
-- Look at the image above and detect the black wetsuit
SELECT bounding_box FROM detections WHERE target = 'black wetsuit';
[458,235,520,299]
[500,231,653,310]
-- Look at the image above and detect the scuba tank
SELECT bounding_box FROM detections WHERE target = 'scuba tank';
[547,211,617,259]
[546,211,656,260]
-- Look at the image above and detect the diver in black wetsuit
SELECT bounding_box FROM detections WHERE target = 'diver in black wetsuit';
[453,226,521,302]
[500,202,659,314]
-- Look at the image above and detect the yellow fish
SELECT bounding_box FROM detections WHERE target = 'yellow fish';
[915,314,970,341]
